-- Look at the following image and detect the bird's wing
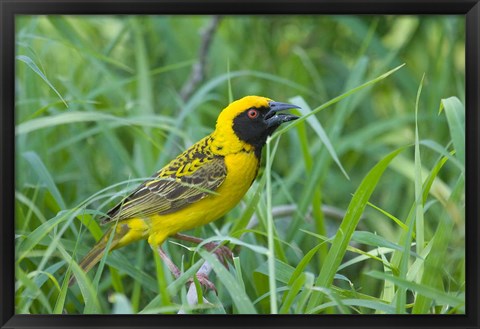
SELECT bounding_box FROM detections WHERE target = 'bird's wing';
[101,155,226,224]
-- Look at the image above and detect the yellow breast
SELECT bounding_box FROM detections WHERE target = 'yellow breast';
[146,151,259,246]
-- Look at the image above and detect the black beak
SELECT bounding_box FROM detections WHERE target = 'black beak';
[265,101,301,128]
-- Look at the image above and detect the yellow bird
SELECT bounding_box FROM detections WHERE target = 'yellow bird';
[71,95,299,287]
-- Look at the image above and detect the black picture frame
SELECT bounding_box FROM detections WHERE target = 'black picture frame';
[1,0,479,328]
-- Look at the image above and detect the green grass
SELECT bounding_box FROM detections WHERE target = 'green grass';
[15,15,465,314]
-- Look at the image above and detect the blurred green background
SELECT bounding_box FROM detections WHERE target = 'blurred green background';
[15,15,465,314]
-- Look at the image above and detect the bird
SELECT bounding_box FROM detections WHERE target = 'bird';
[70,95,300,289]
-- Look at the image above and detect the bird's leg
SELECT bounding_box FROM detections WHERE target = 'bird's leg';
[171,233,233,268]
[156,246,217,294]
[157,246,181,278]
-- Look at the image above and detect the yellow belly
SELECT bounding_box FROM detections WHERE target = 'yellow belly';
[122,151,259,246]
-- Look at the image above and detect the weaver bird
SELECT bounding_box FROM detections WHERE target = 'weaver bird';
[71,95,299,289]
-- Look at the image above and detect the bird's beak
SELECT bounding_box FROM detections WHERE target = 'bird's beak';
[265,101,301,128]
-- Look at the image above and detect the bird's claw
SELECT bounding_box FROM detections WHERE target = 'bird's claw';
[204,242,233,268]
[188,273,217,295]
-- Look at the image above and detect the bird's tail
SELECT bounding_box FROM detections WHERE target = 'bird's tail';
[68,227,121,286]
[69,219,150,286]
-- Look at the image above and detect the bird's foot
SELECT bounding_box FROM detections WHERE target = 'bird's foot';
[171,233,234,268]
[203,242,233,268]
[188,273,217,295]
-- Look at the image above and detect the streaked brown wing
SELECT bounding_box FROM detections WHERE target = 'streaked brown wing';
[101,155,226,224]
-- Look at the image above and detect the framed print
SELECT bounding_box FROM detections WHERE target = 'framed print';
[1,0,479,328]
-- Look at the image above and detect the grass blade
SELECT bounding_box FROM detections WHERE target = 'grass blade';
[439,97,465,167]
[306,146,407,312]
[279,272,312,314]
[414,75,425,256]
[291,96,349,179]
[197,249,257,314]
[265,137,280,314]
[16,55,68,108]
[22,151,66,210]
[272,63,406,138]
[368,271,464,310]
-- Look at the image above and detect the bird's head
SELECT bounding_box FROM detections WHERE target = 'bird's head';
[212,96,300,156]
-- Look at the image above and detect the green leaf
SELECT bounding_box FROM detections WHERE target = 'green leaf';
[265,137,280,313]
[255,259,296,285]
[295,272,315,314]
[229,174,267,238]
[306,146,407,312]
[352,231,418,256]
[153,246,172,308]
[22,151,66,209]
[366,201,409,232]
[286,243,325,287]
[16,111,176,135]
[272,63,406,138]
[16,55,68,108]
[53,266,70,314]
[308,298,396,314]
[439,97,465,167]
[16,267,53,313]
[198,249,257,314]
[140,259,205,313]
[291,96,349,179]
[414,73,426,256]
[420,140,463,172]
[368,271,464,310]
[16,209,79,261]
[279,272,314,314]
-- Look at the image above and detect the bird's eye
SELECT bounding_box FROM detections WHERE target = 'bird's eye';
[247,109,259,119]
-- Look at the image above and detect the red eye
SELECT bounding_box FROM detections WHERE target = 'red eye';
[247,109,259,119]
